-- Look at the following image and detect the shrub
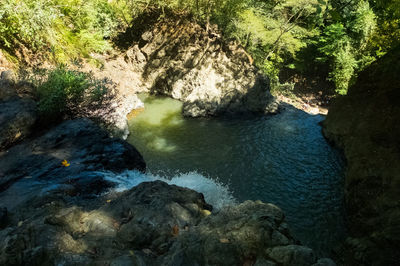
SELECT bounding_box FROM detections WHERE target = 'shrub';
[0,0,124,62]
[34,67,115,123]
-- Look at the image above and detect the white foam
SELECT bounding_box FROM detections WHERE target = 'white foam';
[102,170,236,210]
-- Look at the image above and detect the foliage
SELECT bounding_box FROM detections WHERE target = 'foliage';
[0,0,121,62]
[34,67,115,122]
[1,0,399,95]
[313,0,378,94]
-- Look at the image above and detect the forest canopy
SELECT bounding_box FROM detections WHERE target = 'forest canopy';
[1,0,399,94]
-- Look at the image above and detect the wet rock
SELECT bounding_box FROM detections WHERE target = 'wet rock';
[0,118,145,195]
[0,97,37,150]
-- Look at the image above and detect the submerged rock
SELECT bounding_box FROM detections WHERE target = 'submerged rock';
[322,46,400,265]
[0,181,333,266]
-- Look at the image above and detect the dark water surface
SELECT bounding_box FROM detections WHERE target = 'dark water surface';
[127,94,346,256]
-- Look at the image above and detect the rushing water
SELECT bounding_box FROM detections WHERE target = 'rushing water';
[125,94,346,256]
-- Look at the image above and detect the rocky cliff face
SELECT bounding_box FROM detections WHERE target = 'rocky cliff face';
[136,17,277,117]
[89,14,277,119]
[322,47,400,265]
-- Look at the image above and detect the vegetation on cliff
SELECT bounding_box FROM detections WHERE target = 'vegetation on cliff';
[32,67,115,123]
[1,0,399,95]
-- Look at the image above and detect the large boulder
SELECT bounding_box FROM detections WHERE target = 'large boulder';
[122,15,277,117]
[0,181,333,266]
[322,46,400,265]
[0,118,146,195]
[162,200,301,265]
[0,97,37,150]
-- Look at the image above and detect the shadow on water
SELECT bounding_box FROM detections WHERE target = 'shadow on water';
[127,94,347,257]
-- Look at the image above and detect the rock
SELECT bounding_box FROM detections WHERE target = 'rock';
[0,70,18,102]
[121,16,277,117]
[0,181,211,265]
[162,200,299,265]
[0,181,332,266]
[0,207,7,228]
[0,97,37,150]
[0,79,17,101]
[141,31,153,42]
[0,118,145,195]
[104,181,212,252]
[77,49,146,139]
[1,70,17,85]
[267,245,317,266]
[312,258,337,266]
[322,46,400,265]
[254,258,277,266]
[101,92,144,139]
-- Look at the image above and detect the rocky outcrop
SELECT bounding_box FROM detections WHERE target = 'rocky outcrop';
[322,47,400,265]
[135,17,277,117]
[0,181,334,265]
[0,71,37,150]
[89,14,277,119]
[0,118,146,194]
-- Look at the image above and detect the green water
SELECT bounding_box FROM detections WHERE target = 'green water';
[127,94,346,256]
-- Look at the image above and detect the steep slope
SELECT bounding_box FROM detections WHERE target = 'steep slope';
[322,47,400,265]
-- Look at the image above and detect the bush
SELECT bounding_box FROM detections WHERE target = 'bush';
[34,67,115,122]
[0,0,125,62]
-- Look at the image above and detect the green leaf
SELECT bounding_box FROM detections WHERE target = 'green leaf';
[316,6,322,14]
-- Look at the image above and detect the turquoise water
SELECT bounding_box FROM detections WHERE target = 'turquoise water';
[127,94,346,256]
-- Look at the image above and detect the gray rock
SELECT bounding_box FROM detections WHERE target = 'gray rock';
[267,245,317,266]
[0,97,37,150]
[123,18,277,117]
[312,258,337,266]
[254,258,277,266]
[0,80,17,101]
[106,181,212,252]
[1,70,17,85]
[163,200,295,265]
[0,180,333,266]
[141,31,153,42]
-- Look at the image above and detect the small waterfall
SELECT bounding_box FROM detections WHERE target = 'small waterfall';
[102,170,236,210]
